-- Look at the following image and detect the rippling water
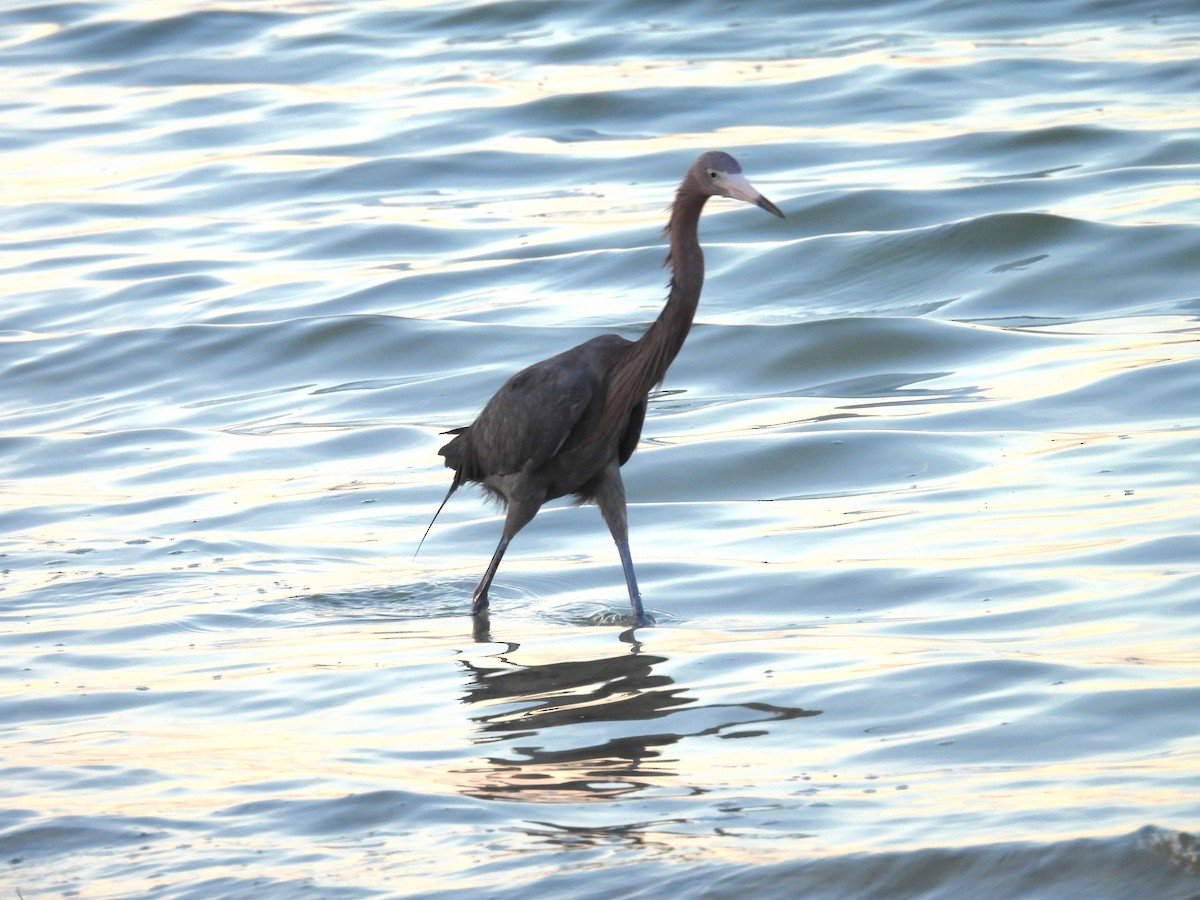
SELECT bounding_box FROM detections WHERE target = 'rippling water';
[4,1,1200,897]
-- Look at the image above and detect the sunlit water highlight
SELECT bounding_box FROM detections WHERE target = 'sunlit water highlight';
[3,1,1200,897]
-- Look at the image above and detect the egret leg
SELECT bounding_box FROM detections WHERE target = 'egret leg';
[470,495,540,616]
[615,538,651,628]
[471,535,509,615]
[594,463,653,627]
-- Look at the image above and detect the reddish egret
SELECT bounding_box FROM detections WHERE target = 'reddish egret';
[426,151,783,626]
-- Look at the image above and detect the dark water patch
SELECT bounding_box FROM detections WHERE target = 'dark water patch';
[55,43,367,91]
[1132,135,1200,168]
[36,9,285,63]
[374,149,595,201]
[641,826,1200,900]
[98,272,228,308]
[119,160,320,213]
[846,680,1200,770]
[758,213,1200,322]
[757,565,966,619]
[911,212,1084,258]
[426,0,590,35]
[0,686,177,727]
[783,186,976,239]
[87,259,232,284]
[637,430,982,503]
[0,2,97,30]
[1019,354,1200,428]
[933,124,1153,189]
[2,316,512,433]
[170,878,380,900]
[0,816,166,862]
[820,655,1090,738]
[0,423,208,481]
[282,220,473,262]
[519,83,808,141]
[3,202,167,245]
[149,87,275,121]
[1082,534,1200,568]
[216,788,498,838]
[679,317,1045,396]
[298,157,441,199]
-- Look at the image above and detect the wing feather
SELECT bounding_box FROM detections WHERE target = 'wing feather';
[465,357,595,477]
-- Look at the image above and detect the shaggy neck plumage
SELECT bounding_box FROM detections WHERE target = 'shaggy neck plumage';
[644,186,707,380]
[595,182,709,437]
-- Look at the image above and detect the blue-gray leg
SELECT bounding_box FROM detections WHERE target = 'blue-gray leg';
[616,538,652,627]
[471,535,509,615]
[594,463,653,627]
[471,496,543,617]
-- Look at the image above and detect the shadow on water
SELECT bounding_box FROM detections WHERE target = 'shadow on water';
[451,629,821,803]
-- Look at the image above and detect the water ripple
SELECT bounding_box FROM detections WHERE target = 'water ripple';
[4,1,1200,897]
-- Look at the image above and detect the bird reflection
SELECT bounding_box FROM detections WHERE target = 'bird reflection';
[453,638,819,804]
[471,610,646,649]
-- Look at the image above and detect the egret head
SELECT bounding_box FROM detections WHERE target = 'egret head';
[690,150,784,218]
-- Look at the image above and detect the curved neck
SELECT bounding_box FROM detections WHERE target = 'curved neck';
[595,186,709,436]
[640,187,707,378]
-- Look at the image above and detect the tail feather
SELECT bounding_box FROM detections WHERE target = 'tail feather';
[413,471,461,561]
[416,425,472,560]
[438,426,469,472]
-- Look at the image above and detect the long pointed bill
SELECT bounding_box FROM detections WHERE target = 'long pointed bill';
[719,172,785,218]
[754,193,785,218]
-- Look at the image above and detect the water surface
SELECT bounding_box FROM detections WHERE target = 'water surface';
[3,1,1200,897]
